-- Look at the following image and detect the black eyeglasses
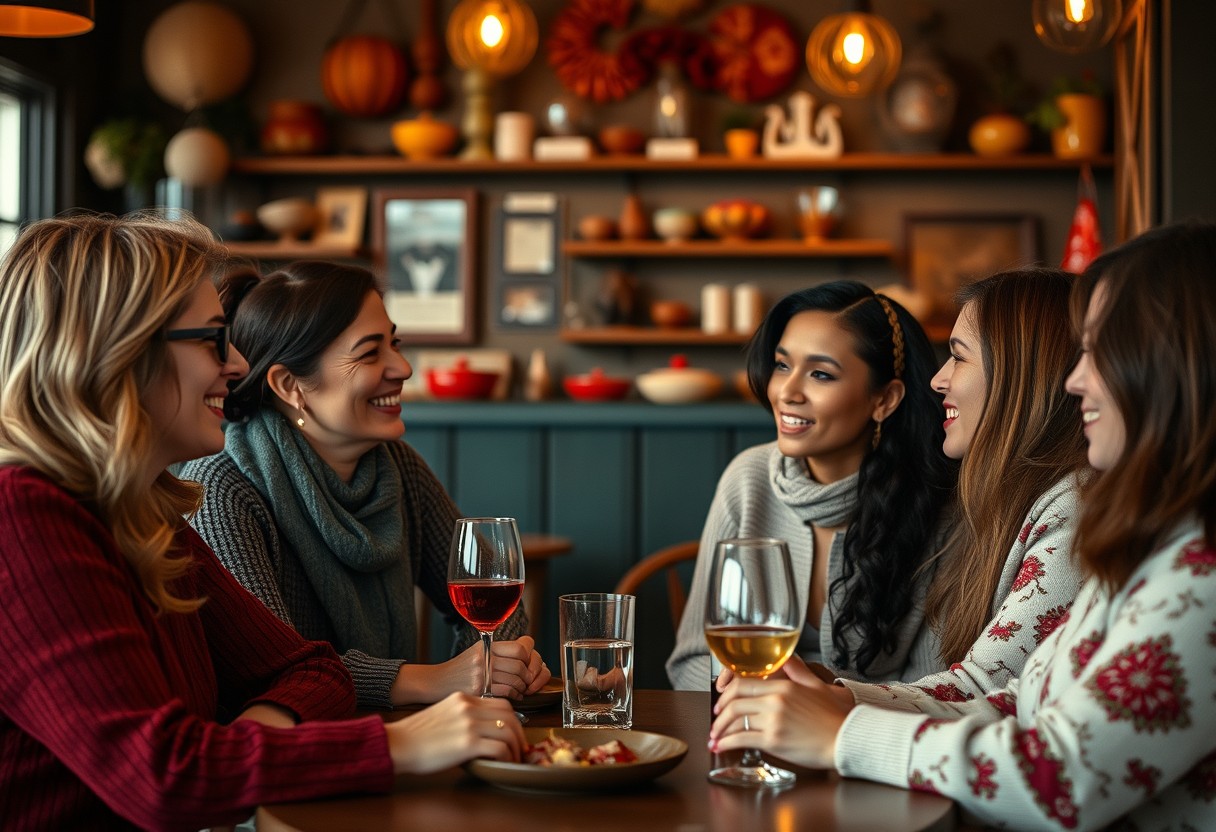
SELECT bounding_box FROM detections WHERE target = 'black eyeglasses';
[165,325,230,363]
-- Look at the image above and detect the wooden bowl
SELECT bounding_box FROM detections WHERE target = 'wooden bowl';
[598,124,646,155]
[578,215,618,241]
[650,300,693,328]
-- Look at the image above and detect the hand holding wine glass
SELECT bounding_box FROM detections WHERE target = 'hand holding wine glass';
[703,537,800,787]
[447,517,525,699]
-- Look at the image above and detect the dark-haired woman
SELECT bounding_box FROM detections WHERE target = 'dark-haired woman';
[667,281,956,688]
[182,262,549,710]
[711,224,1216,830]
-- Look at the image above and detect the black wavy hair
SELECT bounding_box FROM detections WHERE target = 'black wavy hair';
[746,280,956,674]
[219,260,381,422]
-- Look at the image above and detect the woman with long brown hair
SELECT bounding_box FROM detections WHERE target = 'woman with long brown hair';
[711,223,1216,830]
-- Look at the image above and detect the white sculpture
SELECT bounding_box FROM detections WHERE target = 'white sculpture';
[762,91,844,159]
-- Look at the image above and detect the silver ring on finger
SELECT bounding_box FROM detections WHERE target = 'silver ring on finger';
[743,715,750,732]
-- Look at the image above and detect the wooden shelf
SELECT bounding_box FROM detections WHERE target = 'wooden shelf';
[563,238,894,259]
[223,241,366,260]
[231,152,1115,176]
[560,326,752,346]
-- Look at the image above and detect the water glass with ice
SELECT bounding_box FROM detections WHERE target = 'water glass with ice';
[559,593,635,728]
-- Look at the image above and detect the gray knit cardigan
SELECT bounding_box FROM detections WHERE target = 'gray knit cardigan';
[181,440,526,710]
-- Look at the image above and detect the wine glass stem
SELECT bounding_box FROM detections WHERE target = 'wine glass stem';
[480,631,494,697]
[739,748,764,768]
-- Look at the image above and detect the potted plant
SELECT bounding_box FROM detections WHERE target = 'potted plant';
[84,118,168,208]
[967,43,1033,158]
[720,108,760,159]
[1026,70,1106,159]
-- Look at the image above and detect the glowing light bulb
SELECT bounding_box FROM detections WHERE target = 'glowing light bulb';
[834,21,873,75]
[480,13,504,48]
[1066,0,1094,24]
[842,32,867,65]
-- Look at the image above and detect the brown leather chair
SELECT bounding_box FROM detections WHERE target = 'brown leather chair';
[614,540,700,632]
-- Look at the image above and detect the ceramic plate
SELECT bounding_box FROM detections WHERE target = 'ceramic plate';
[514,678,563,713]
[465,727,687,792]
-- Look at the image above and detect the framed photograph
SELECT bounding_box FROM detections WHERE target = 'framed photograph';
[903,213,1040,340]
[499,192,560,276]
[498,279,559,328]
[373,188,478,345]
[313,187,367,248]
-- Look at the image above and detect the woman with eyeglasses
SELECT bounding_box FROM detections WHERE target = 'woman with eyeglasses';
[710,223,1216,830]
[0,214,525,829]
[180,261,550,710]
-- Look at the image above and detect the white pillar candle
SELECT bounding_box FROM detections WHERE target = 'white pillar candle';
[701,283,731,334]
[733,283,763,334]
[494,111,534,161]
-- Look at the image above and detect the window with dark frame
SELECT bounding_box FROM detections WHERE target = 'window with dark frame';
[0,60,55,259]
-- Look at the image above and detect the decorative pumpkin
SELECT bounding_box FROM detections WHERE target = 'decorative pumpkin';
[708,4,799,103]
[321,35,409,118]
[547,0,650,103]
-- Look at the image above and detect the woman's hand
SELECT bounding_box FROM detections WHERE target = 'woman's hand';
[392,635,552,704]
[708,656,855,769]
[385,693,525,774]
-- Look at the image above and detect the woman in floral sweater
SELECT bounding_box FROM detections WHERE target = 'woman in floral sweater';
[711,223,1216,830]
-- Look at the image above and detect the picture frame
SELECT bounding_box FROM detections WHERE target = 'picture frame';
[313,186,367,248]
[903,213,1040,341]
[498,279,559,328]
[373,188,478,345]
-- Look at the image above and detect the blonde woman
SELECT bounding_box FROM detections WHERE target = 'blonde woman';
[0,214,523,830]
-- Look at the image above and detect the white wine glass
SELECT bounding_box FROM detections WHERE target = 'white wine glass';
[704,537,799,788]
[447,517,525,698]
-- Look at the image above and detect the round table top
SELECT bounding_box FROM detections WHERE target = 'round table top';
[519,532,573,560]
[258,690,955,832]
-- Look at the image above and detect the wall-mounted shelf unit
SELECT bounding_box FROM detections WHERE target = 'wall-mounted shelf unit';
[230,152,1114,176]
[560,326,752,346]
[563,239,894,259]
[224,241,366,261]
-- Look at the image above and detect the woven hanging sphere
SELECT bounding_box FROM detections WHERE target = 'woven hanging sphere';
[806,11,901,99]
[143,1,253,110]
[446,0,538,76]
[164,127,230,187]
[321,35,409,118]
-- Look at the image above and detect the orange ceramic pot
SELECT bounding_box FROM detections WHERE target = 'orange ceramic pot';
[1051,94,1105,159]
[702,199,770,240]
[968,113,1030,158]
[723,128,759,159]
[391,112,458,160]
[261,100,328,155]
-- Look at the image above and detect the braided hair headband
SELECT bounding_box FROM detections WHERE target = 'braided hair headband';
[874,295,905,379]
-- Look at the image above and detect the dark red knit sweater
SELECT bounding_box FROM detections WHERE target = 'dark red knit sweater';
[0,467,394,831]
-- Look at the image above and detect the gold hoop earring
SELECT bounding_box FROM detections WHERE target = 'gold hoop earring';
[871,420,882,450]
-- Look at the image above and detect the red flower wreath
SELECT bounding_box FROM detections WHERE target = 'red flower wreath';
[546,0,651,103]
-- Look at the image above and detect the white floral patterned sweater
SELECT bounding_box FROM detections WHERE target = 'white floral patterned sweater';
[843,474,1084,704]
[835,520,1216,831]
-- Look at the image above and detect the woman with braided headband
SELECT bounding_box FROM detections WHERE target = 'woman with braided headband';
[669,281,955,688]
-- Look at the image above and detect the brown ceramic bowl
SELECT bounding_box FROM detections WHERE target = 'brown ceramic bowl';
[578,215,618,241]
[650,300,693,329]
[598,124,646,155]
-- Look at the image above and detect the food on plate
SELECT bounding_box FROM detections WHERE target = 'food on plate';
[523,732,638,767]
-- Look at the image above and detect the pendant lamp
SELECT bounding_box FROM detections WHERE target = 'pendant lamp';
[1032,0,1123,54]
[446,0,538,160]
[0,0,93,37]
[806,0,902,99]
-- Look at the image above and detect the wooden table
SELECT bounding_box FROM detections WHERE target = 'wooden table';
[258,690,955,832]
[518,533,572,641]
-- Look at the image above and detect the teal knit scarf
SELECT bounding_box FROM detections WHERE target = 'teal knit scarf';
[223,409,415,659]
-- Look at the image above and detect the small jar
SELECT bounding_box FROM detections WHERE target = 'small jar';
[261,100,328,155]
[701,284,731,335]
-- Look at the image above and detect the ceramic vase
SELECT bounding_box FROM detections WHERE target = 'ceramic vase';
[618,193,650,241]
[1051,94,1106,159]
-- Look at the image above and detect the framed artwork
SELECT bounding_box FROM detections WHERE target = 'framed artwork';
[313,186,367,248]
[495,192,562,330]
[373,188,478,345]
[903,213,1040,340]
[498,279,559,328]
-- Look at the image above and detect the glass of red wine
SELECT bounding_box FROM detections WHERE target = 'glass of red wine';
[447,517,525,699]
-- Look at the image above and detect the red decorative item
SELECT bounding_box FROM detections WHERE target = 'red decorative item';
[547,0,650,103]
[321,35,409,118]
[563,368,632,401]
[622,25,717,91]
[260,100,328,155]
[426,357,498,400]
[708,4,799,103]
[1062,166,1102,274]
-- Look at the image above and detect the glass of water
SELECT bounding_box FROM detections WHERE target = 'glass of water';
[559,593,635,728]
